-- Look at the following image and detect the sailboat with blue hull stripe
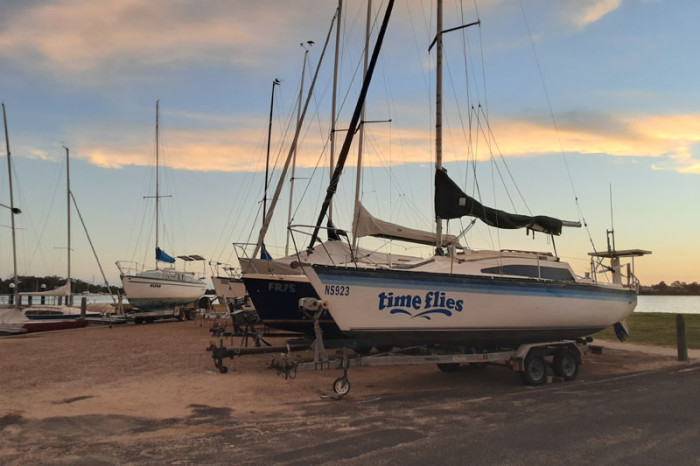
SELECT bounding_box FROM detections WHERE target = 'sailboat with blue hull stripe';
[301,0,650,350]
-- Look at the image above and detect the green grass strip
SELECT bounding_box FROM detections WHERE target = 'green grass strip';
[592,312,700,348]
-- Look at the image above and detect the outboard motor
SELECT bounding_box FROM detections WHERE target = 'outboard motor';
[613,320,630,341]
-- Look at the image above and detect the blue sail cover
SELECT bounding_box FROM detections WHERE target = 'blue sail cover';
[156,247,176,264]
[260,244,272,260]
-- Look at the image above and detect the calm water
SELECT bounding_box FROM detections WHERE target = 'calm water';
[635,295,700,315]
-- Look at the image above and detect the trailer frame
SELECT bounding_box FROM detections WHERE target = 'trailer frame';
[208,307,591,396]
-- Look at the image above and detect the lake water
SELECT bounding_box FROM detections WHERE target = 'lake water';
[635,295,700,315]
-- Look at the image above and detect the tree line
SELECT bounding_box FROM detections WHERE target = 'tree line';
[0,276,120,294]
[640,281,700,295]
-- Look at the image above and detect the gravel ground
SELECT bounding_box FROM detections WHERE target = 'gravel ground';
[0,318,686,464]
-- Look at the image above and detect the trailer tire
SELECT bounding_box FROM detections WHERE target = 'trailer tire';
[552,348,579,381]
[437,363,461,372]
[333,377,351,396]
[520,351,547,385]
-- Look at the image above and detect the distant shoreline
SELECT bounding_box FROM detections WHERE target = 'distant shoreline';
[640,281,699,296]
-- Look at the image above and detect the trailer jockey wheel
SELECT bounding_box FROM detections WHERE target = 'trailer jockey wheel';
[333,376,351,396]
[333,376,350,396]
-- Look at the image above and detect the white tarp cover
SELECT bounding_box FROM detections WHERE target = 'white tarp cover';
[240,240,418,276]
[353,202,460,247]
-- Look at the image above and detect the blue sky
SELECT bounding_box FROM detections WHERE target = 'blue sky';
[1,0,698,286]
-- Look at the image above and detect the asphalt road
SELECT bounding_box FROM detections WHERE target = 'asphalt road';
[4,360,698,465]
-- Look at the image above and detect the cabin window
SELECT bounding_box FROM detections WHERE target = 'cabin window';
[480,265,575,281]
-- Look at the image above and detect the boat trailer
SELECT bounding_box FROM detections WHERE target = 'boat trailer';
[208,302,592,397]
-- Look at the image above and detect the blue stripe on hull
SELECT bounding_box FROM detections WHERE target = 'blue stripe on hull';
[313,265,636,303]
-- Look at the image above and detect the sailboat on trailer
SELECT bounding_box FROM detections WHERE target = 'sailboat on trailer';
[116,101,206,311]
[300,0,650,349]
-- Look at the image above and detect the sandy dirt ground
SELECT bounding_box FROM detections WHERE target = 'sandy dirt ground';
[0,318,688,464]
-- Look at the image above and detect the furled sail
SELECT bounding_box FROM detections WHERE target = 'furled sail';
[434,169,563,236]
[353,202,461,247]
[155,247,176,264]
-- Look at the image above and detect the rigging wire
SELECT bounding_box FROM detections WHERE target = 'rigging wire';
[518,0,598,253]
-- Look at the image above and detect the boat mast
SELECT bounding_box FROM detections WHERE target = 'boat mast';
[263,78,281,225]
[329,0,342,225]
[351,0,372,252]
[147,100,173,269]
[429,2,480,250]
[307,0,395,250]
[252,10,338,259]
[285,42,312,256]
[435,0,444,248]
[64,146,71,296]
[155,100,160,270]
[2,103,20,308]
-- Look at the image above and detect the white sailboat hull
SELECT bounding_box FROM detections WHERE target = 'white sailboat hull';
[304,262,637,348]
[211,276,246,302]
[121,273,206,311]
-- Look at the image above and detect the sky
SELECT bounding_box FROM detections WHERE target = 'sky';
[1,0,698,288]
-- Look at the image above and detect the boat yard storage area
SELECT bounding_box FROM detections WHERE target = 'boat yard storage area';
[1,321,698,464]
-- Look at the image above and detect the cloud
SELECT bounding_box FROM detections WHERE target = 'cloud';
[0,0,317,81]
[54,111,700,175]
[566,0,623,30]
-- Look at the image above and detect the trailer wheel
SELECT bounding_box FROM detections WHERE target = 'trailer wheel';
[521,352,547,385]
[552,348,579,381]
[333,377,351,396]
[437,363,461,372]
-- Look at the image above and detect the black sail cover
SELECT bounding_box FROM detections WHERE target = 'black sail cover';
[435,169,563,236]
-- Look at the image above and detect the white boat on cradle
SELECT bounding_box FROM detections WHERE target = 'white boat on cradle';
[209,262,248,306]
[117,261,206,311]
[116,101,206,311]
